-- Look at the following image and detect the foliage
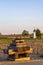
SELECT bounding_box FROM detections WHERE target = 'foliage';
[22,30,29,36]
[36,29,41,38]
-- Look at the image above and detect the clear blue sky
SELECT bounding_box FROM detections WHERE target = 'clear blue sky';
[0,0,43,34]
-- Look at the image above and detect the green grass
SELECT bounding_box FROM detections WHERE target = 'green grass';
[23,38,43,42]
[0,38,43,44]
[0,38,14,44]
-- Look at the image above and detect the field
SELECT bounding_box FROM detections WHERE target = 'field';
[0,38,14,44]
[0,38,43,54]
[0,38,43,43]
[0,38,43,58]
[0,38,43,65]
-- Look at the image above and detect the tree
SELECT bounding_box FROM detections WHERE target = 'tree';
[22,30,29,36]
[36,29,41,38]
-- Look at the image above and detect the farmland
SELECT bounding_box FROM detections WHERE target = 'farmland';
[0,38,43,64]
[0,38,43,54]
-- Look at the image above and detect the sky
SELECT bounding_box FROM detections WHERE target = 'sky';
[0,0,43,34]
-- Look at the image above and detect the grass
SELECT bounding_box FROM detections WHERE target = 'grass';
[0,38,43,44]
[0,38,14,44]
[23,38,43,42]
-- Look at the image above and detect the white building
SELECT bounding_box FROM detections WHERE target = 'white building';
[33,29,36,39]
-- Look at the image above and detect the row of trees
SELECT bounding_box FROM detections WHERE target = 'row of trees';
[22,29,41,38]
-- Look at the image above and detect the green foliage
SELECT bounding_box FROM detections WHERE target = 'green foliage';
[22,30,29,36]
[0,38,14,44]
[36,29,41,38]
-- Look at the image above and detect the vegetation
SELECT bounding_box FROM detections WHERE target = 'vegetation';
[22,30,29,36]
[36,29,41,38]
[0,38,14,44]
[0,38,43,55]
[0,38,43,44]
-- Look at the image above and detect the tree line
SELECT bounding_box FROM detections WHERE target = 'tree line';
[22,29,41,39]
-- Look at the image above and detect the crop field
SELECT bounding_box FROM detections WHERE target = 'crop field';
[0,38,43,44]
[0,38,43,54]
[0,38,43,64]
[0,38,14,44]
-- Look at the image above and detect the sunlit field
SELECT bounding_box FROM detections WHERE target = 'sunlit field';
[0,38,14,44]
[0,38,43,44]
